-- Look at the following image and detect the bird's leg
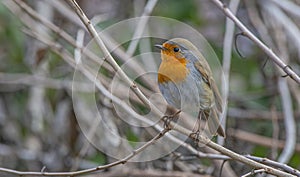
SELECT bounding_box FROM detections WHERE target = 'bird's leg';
[194,110,202,132]
[190,109,203,141]
[162,110,181,130]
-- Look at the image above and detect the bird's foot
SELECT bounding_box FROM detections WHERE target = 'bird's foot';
[162,110,181,130]
[189,130,201,142]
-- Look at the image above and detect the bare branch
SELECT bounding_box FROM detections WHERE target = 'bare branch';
[7,0,112,72]
[277,42,296,164]
[126,0,158,57]
[241,169,266,177]
[0,127,170,176]
[171,124,295,176]
[74,29,85,64]
[210,0,300,84]
[262,1,297,163]
[270,0,300,19]
[246,155,300,176]
[68,0,161,115]
[0,72,93,91]
[228,129,300,152]
[219,0,240,145]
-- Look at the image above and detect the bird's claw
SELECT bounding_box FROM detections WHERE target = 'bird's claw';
[189,130,201,142]
[162,110,181,130]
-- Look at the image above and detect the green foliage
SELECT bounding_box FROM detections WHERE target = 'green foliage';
[48,51,72,78]
[0,4,25,72]
[153,0,200,24]
[289,152,300,169]
[253,145,269,157]
[200,157,212,166]
[125,128,139,147]
[88,152,106,165]
[9,90,28,121]
[251,121,273,137]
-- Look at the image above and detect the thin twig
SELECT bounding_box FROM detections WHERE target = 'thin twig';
[262,0,300,61]
[44,0,86,29]
[241,169,266,177]
[262,1,296,164]
[210,0,300,84]
[126,0,158,57]
[219,0,240,145]
[23,29,154,127]
[227,107,300,120]
[0,72,93,92]
[204,147,237,177]
[0,128,170,176]
[74,29,85,64]
[246,155,300,176]
[270,0,300,19]
[7,0,157,114]
[227,128,300,152]
[271,105,279,159]
[9,0,112,72]
[59,0,156,89]
[276,43,296,164]
[7,0,116,83]
[6,0,156,102]
[170,123,295,176]
[68,0,161,116]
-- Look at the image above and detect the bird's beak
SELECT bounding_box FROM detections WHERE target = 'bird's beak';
[154,44,167,51]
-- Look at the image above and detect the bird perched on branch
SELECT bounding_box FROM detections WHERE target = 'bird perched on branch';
[155,38,225,137]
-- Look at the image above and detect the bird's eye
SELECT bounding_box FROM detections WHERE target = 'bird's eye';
[173,47,180,52]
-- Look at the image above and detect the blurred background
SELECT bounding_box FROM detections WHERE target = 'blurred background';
[0,0,299,176]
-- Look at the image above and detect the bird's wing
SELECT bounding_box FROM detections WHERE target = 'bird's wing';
[211,77,223,113]
[194,60,223,113]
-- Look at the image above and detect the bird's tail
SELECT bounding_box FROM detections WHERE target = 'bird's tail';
[204,108,225,137]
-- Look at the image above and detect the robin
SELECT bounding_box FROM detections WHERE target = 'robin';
[155,38,225,137]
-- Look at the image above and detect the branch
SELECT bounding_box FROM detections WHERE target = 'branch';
[246,155,300,176]
[262,1,296,163]
[228,129,300,152]
[8,0,111,71]
[0,72,93,91]
[210,0,300,84]
[219,0,240,145]
[276,33,296,164]
[13,0,153,89]
[270,0,300,19]
[126,0,158,57]
[67,0,161,115]
[169,123,295,176]
[241,169,266,177]
[0,128,170,176]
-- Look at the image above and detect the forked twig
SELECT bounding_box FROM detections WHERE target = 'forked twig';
[210,0,300,84]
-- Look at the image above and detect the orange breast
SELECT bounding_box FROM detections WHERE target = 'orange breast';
[158,54,189,84]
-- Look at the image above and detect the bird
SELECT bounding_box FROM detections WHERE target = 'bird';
[155,38,225,137]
